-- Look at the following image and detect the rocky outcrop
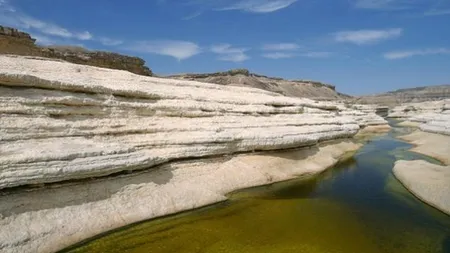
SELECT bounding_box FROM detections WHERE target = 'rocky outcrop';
[0,55,376,253]
[357,85,450,106]
[394,160,450,215]
[0,55,363,190]
[167,69,345,101]
[393,131,450,215]
[0,141,361,253]
[0,25,152,76]
[388,99,450,135]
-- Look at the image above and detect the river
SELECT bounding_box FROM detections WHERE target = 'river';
[62,122,450,253]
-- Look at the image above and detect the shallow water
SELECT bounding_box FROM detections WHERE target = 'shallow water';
[63,125,450,253]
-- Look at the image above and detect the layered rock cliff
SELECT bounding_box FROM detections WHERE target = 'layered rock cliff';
[167,69,348,101]
[0,55,392,253]
[0,25,152,76]
[0,55,367,190]
[388,99,450,135]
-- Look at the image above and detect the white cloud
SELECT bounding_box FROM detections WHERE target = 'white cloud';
[261,43,300,51]
[301,52,332,58]
[0,0,127,46]
[220,0,298,13]
[424,9,450,16]
[262,51,332,59]
[126,41,201,60]
[182,11,203,20]
[211,44,250,62]
[353,0,414,10]
[333,28,402,45]
[0,1,93,41]
[353,0,450,16]
[98,37,124,46]
[32,34,57,46]
[384,48,450,59]
[262,52,296,59]
[77,31,93,41]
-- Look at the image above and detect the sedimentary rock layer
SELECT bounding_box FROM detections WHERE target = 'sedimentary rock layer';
[0,55,362,189]
[393,130,450,215]
[0,139,360,253]
[388,99,450,135]
[398,131,450,165]
[0,25,152,76]
[393,160,450,215]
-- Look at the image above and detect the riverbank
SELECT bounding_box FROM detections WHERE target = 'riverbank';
[0,141,360,253]
[63,126,450,253]
[393,130,450,215]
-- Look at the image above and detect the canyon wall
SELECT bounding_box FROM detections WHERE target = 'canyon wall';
[0,55,392,253]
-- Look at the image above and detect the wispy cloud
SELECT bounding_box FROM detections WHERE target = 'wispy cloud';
[333,28,403,45]
[211,44,250,62]
[424,9,450,16]
[261,42,330,59]
[98,37,124,46]
[125,41,201,60]
[0,2,92,41]
[261,43,300,51]
[353,0,450,16]
[384,48,450,59]
[262,51,331,59]
[353,0,415,10]
[219,0,298,13]
[0,0,123,46]
[300,52,332,58]
[182,11,203,20]
[262,52,296,59]
[32,34,57,46]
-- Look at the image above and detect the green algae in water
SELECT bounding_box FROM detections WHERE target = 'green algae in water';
[63,132,450,253]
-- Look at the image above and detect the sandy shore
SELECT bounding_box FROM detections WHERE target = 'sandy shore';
[398,131,450,164]
[396,121,421,128]
[393,160,450,215]
[0,141,360,253]
[393,130,450,215]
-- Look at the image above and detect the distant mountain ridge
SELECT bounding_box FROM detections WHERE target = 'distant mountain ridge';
[357,84,450,106]
[167,69,349,100]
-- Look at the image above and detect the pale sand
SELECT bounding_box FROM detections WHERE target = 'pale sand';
[0,141,360,253]
[398,131,450,164]
[393,160,450,215]
[393,130,450,215]
[396,121,420,127]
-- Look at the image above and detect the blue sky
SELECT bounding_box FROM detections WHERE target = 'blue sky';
[0,0,449,95]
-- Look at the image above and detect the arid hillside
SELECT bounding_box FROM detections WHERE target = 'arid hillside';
[167,69,349,100]
[0,25,153,76]
[357,85,450,106]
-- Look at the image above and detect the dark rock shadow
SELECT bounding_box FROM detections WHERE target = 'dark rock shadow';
[260,145,320,161]
[0,163,174,217]
[443,235,450,253]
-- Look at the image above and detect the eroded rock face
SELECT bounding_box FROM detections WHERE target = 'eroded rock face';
[0,55,363,190]
[0,26,35,41]
[0,25,152,76]
[388,99,450,135]
[394,160,450,215]
[0,55,396,253]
